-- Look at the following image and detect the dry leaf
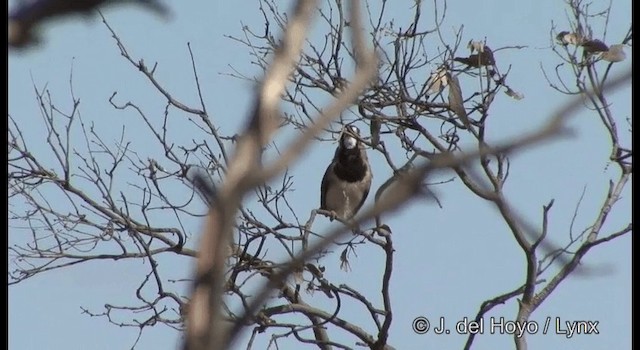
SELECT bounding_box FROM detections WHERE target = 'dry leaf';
[339,247,351,272]
[505,86,525,100]
[370,117,381,147]
[447,74,471,128]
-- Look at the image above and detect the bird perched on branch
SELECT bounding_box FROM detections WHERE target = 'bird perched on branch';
[320,125,372,221]
[554,31,620,59]
[454,41,496,68]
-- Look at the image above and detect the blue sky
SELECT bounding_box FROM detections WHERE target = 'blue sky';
[8,1,631,349]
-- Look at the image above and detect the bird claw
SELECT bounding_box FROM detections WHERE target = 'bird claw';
[318,209,338,221]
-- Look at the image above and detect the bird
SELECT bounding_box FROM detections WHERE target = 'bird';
[454,45,495,68]
[8,0,168,49]
[320,125,372,222]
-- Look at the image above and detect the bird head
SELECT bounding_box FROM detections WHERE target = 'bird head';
[340,125,362,150]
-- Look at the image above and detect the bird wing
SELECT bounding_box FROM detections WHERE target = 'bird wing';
[320,162,335,209]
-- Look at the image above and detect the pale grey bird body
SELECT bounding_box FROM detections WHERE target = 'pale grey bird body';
[320,125,372,221]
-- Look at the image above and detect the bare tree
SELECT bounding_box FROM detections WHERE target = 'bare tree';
[8,0,631,349]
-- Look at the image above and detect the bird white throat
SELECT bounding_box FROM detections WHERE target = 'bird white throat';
[342,135,357,149]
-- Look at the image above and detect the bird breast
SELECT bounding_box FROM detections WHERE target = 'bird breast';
[324,178,367,219]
